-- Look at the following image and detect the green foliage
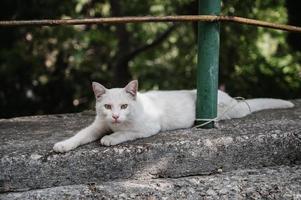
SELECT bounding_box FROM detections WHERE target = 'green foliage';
[220,0,301,98]
[0,0,300,118]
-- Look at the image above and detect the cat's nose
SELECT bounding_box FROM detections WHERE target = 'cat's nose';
[112,115,119,120]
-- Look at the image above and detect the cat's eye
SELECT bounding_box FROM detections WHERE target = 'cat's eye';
[121,104,128,109]
[104,104,111,109]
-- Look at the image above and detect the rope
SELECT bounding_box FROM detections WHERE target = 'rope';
[0,15,301,33]
[195,97,251,128]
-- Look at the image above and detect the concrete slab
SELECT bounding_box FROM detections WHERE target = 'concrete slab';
[1,165,301,200]
[1,101,301,192]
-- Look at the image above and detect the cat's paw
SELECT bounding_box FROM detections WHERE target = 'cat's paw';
[100,135,122,146]
[53,141,75,153]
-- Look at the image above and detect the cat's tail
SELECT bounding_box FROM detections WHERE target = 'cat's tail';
[218,98,294,120]
[245,98,294,113]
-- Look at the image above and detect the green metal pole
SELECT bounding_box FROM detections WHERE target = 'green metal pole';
[196,0,221,128]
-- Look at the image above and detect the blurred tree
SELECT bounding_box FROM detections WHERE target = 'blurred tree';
[0,0,300,118]
[0,0,78,117]
[286,0,301,52]
[220,0,301,98]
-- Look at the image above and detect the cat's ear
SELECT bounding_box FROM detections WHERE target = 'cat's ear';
[125,80,138,97]
[92,82,106,100]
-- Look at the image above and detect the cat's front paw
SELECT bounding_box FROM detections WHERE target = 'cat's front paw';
[53,141,76,153]
[100,135,122,146]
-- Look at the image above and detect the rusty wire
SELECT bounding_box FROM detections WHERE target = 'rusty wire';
[0,15,301,33]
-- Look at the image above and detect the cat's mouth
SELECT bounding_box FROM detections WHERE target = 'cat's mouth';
[112,120,121,124]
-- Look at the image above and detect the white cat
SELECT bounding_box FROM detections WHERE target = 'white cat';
[53,80,294,153]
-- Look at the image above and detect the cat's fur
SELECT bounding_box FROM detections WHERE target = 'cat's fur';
[53,80,294,153]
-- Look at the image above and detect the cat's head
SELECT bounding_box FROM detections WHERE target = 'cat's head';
[92,80,138,124]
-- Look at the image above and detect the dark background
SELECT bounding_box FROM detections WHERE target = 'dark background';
[0,0,300,118]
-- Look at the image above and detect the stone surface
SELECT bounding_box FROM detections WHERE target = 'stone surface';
[1,165,301,200]
[0,100,301,193]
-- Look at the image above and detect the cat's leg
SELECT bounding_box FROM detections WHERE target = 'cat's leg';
[100,130,158,146]
[53,117,108,153]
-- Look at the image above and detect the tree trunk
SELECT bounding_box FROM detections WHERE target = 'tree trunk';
[109,0,177,87]
[110,0,132,87]
[286,0,301,51]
